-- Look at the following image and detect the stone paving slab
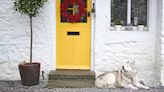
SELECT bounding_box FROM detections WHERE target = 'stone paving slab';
[0,80,164,92]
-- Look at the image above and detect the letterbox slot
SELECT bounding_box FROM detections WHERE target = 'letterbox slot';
[67,32,80,36]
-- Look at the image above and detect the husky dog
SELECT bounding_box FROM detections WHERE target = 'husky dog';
[95,61,150,90]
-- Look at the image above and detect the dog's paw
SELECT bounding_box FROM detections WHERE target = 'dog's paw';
[144,86,150,90]
[132,87,138,90]
[128,86,138,90]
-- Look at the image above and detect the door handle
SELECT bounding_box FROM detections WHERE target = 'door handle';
[87,12,90,17]
[87,3,95,17]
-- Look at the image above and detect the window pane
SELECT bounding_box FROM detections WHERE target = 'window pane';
[131,0,147,26]
[111,0,127,26]
[111,0,147,27]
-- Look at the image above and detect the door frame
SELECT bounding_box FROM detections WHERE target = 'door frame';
[52,0,96,71]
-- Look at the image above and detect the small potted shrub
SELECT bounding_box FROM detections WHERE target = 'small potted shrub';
[14,0,48,86]
[115,20,122,31]
[137,21,145,31]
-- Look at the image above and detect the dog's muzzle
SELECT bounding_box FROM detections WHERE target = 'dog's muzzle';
[122,66,125,71]
[122,66,128,72]
[122,66,137,77]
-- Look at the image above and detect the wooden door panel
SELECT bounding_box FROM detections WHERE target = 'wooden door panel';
[56,0,91,69]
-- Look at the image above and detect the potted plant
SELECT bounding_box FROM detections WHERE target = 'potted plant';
[114,20,122,31]
[14,0,48,86]
[137,21,145,31]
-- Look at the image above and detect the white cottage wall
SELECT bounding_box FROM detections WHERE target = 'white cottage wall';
[0,0,55,80]
[160,0,164,86]
[157,0,162,86]
[0,0,162,87]
[95,0,160,87]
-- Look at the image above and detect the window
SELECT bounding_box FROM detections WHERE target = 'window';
[111,0,147,27]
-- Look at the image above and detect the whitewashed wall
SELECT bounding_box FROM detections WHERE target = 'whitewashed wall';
[0,0,162,87]
[0,0,55,80]
[160,0,164,86]
[95,0,160,87]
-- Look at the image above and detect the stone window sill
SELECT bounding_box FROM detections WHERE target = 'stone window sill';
[110,26,148,31]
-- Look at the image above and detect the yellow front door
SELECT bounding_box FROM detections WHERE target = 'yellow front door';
[56,0,91,69]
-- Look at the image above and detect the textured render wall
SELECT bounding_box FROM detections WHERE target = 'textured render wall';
[0,0,161,87]
[160,0,164,86]
[95,0,160,87]
[0,0,55,80]
[155,0,162,86]
[156,0,163,86]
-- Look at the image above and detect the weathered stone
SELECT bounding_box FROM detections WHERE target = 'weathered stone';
[48,70,95,88]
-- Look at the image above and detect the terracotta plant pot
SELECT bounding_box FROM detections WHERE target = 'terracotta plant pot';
[19,62,40,86]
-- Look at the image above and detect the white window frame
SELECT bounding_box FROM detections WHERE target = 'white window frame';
[127,0,148,26]
[109,0,157,31]
[127,0,132,25]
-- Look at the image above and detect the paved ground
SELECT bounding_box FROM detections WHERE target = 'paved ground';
[0,80,164,92]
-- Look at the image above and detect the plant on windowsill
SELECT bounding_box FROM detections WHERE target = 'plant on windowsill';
[114,20,122,31]
[14,0,48,86]
[137,22,145,31]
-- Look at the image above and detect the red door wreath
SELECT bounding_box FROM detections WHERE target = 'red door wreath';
[61,0,86,22]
